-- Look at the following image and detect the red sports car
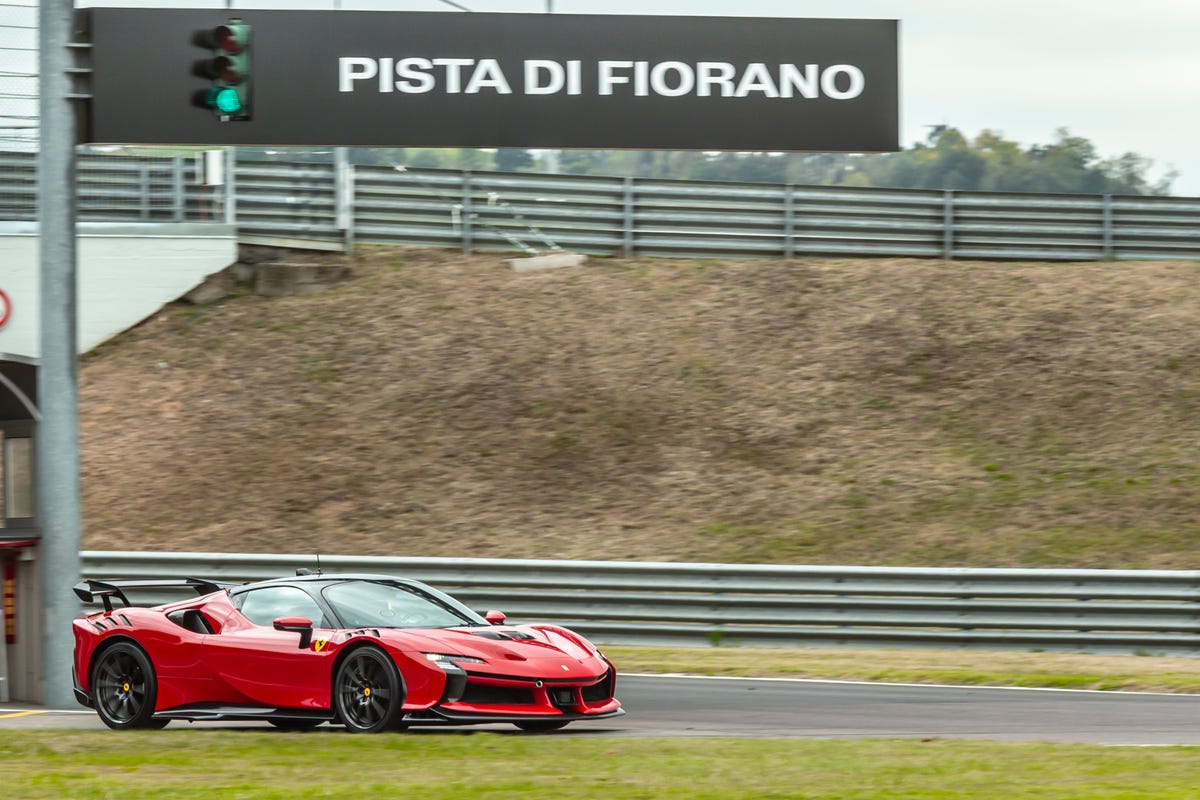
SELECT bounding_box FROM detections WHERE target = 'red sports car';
[71,572,623,732]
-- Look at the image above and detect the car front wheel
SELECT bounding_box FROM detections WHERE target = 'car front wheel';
[91,641,163,730]
[333,647,406,733]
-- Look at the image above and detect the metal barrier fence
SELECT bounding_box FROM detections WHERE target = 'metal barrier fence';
[82,551,1200,655]
[4,149,1200,261]
[0,150,231,224]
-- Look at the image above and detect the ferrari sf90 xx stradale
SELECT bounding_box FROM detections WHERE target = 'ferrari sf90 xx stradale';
[71,572,622,732]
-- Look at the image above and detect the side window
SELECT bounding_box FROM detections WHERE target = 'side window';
[237,586,327,628]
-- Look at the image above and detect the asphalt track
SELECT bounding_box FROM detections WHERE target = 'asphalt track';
[4,674,1200,744]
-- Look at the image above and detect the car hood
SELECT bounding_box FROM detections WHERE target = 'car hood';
[380,624,605,673]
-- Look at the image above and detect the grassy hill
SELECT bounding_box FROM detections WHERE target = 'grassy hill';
[78,247,1200,568]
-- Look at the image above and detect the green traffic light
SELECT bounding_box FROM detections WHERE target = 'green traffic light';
[214,88,242,114]
[205,86,243,114]
[192,18,252,121]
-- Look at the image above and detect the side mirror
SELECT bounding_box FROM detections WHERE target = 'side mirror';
[485,610,507,625]
[274,616,314,649]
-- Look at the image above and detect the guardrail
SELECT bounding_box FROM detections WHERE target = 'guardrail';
[81,551,1200,655]
[4,150,1200,261]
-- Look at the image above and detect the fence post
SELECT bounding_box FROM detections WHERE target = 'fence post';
[1102,194,1114,260]
[622,176,635,257]
[335,148,354,254]
[461,172,474,254]
[171,156,184,222]
[942,190,955,260]
[138,164,150,221]
[783,184,796,259]
[223,148,236,227]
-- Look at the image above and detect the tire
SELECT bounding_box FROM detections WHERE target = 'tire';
[514,720,571,732]
[268,719,324,731]
[90,641,161,730]
[333,647,406,733]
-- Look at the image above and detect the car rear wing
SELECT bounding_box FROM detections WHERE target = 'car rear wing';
[73,578,238,612]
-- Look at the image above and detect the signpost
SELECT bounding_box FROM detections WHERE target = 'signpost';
[81,10,899,152]
[39,0,81,710]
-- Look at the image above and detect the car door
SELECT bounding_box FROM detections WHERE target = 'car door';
[203,585,338,709]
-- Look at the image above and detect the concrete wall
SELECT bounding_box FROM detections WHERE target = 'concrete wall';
[0,223,238,363]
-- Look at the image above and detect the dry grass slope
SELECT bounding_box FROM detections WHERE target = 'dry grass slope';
[79,248,1200,568]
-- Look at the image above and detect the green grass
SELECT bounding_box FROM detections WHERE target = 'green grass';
[3,732,1199,799]
[603,646,1200,694]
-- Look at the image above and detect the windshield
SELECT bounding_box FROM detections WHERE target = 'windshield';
[323,580,480,629]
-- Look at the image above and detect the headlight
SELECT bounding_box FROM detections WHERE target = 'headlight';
[423,653,485,668]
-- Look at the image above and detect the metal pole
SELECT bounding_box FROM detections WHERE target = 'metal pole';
[622,176,635,257]
[1102,194,1114,261]
[225,0,235,224]
[783,184,795,259]
[333,0,348,248]
[942,190,955,260]
[461,172,474,253]
[172,155,184,222]
[335,147,354,253]
[138,164,150,221]
[224,147,236,225]
[542,0,559,174]
[37,0,82,709]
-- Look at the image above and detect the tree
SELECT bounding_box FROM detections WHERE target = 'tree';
[922,128,986,190]
[390,129,1174,198]
[405,149,450,169]
[457,149,492,171]
[559,150,614,175]
[495,149,534,172]
[852,127,1171,196]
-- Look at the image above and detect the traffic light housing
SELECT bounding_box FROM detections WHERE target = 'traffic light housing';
[191,20,252,121]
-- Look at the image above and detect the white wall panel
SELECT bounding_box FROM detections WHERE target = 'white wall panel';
[0,224,236,362]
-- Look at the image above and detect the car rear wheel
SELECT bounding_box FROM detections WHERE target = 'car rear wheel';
[514,720,571,732]
[333,647,406,733]
[91,641,161,730]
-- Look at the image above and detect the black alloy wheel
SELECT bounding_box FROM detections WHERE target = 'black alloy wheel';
[91,641,165,730]
[333,647,405,733]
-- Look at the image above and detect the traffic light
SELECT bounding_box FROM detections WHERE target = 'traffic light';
[191,20,252,121]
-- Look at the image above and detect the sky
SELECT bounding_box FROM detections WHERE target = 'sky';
[2,0,1199,194]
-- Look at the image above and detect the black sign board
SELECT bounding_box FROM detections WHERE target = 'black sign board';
[82,9,899,151]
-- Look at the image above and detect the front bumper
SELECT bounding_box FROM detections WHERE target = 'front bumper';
[405,706,625,726]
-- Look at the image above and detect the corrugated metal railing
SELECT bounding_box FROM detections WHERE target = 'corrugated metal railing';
[82,551,1200,655]
[0,150,231,224]
[3,149,1200,261]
